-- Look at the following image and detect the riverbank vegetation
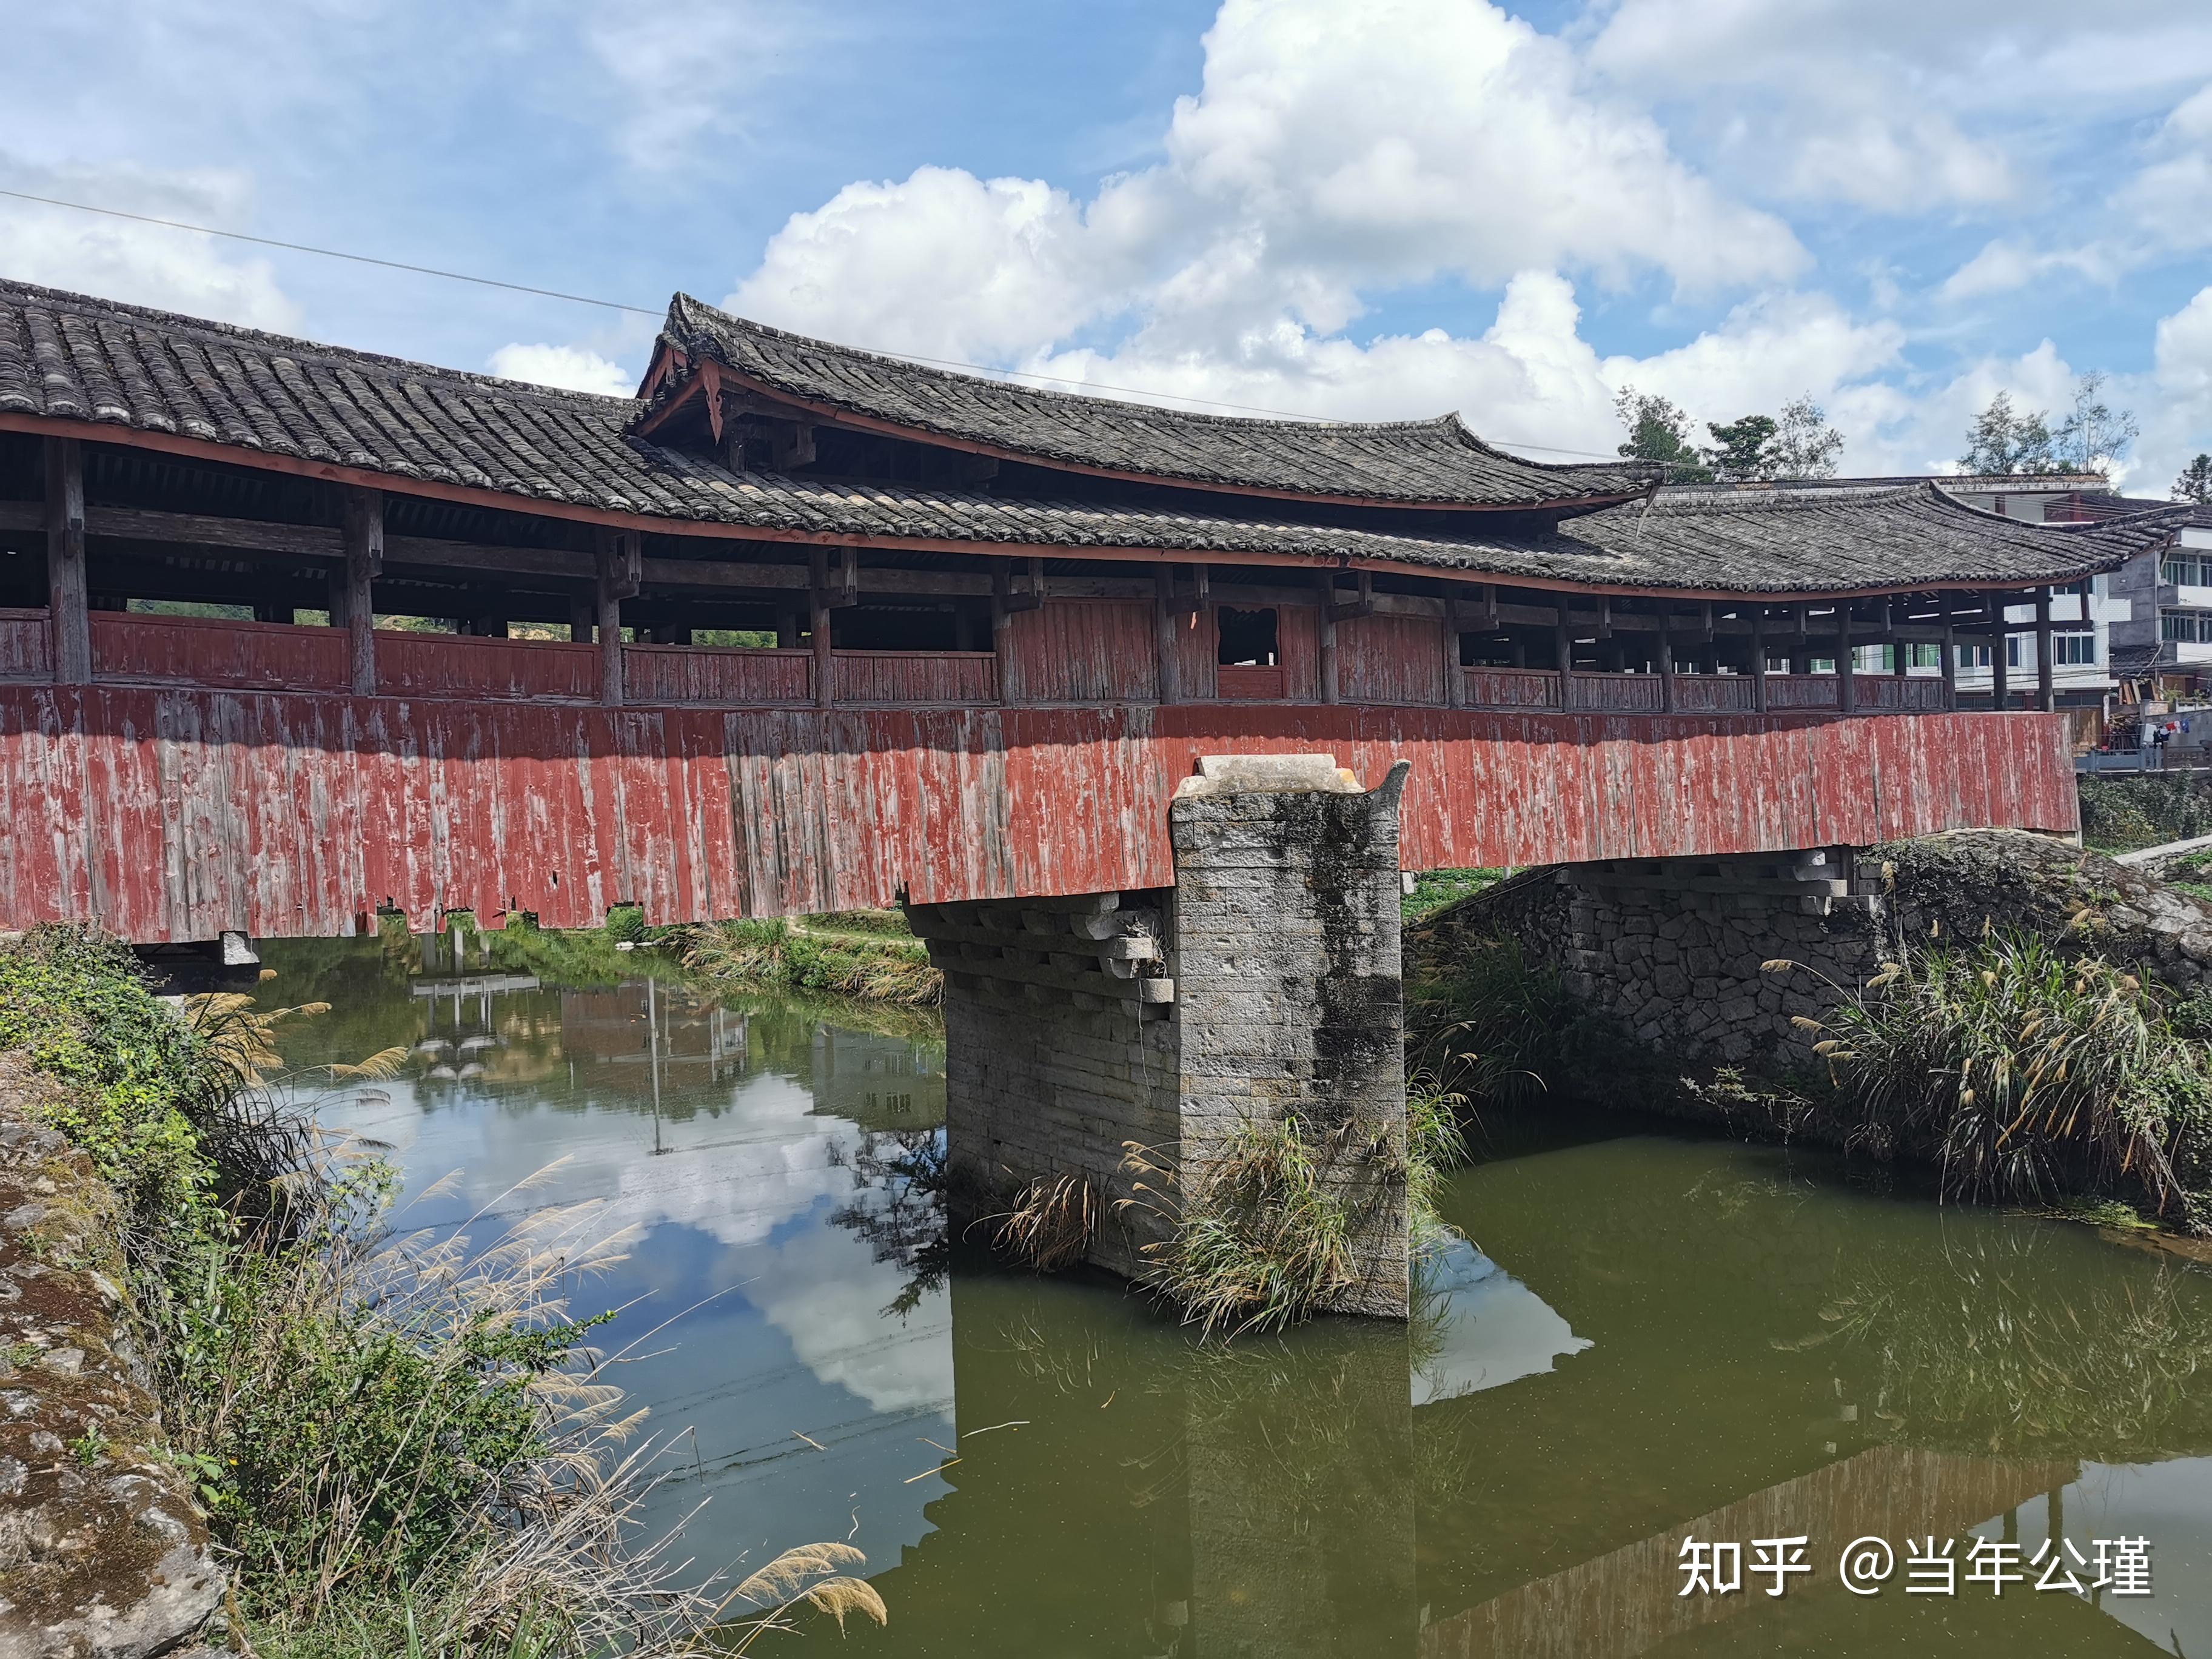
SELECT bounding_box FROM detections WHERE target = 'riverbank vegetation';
[681,913,940,1006]
[2079,769,2212,853]
[0,927,881,1655]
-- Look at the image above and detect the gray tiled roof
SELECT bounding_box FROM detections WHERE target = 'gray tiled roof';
[654,292,1655,508]
[0,278,2156,595]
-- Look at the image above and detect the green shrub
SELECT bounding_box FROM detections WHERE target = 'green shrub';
[1806,932,2212,1228]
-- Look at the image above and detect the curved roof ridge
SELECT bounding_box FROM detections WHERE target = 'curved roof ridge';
[0,275,637,411]
[668,293,1466,438]
[656,292,1655,508]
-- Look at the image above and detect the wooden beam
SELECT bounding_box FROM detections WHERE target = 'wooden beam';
[1443,594,1466,709]
[2035,586,2055,713]
[1835,603,1856,714]
[1326,569,1376,623]
[44,437,89,684]
[1941,594,1959,711]
[1555,601,1575,711]
[1481,582,1499,631]
[1750,607,1768,714]
[341,486,382,697]
[809,548,834,709]
[1155,566,1179,706]
[1316,570,1339,705]
[592,531,631,705]
[1168,563,1210,617]
[1988,590,2009,710]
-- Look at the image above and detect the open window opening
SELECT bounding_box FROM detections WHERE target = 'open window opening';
[1216,605,1279,666]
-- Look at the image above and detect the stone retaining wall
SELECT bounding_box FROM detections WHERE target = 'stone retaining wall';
[0,1055,222,1659]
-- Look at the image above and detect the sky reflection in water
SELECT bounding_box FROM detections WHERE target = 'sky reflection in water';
[264,935,2212,1658]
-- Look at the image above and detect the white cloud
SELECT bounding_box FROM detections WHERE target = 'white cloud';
[581,0,826,170]
[1938,238,2122,302]
[731,169,1114,364]
[0,155,297,329]
[724,0,1803,372]
[486,342,637,398]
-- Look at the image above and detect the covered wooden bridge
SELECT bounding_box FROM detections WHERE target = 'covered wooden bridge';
[0,277,2167,945]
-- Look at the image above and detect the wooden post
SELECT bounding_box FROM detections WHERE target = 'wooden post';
[809,547,833,710]
[1443,593,1465,709]
[776,608,799,649]
[1835,602,1856,714]
[567,592,595,644]
[594,528,635,707]
[1657,620,1676,713]
[1155,566,1180,705]
[2035,586,2056,713]
[327,568,351,633]
[1751,607,1769,714]
[44,436,89,684]
[1554,601,1575,711]
[341,486,383,697]
[1889,600,1907,679]
[991,564,1013,706]
[1316,571,1339,705]
[1940,594,1959,711]
[1988,590,2009,711]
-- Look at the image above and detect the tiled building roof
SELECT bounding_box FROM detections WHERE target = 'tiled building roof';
[652,292,1656,508]
[0,277,2162,596]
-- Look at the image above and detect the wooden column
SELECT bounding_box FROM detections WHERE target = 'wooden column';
[43,437,89,684]
[810,547,834,710]
[1751,607,1769,714]
[1835,602,1856,714]
[1443,593,1466,709]
[1554,602,1575,711]
[1988,591,2009,711]
[1154,566,1180,705]
[341,486,383,697]
[2034,586,2056,712]
[1889,600,1908,679]
[594,528,636,707]
[1940,594,1959,711]
[1657,621,1677,713]
[568,593,595,643]
[1316,571,1339,705]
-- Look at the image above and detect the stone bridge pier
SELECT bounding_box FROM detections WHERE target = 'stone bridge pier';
[904,754,1413,1318]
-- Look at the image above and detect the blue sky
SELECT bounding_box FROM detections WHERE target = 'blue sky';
[8,0,2212,485]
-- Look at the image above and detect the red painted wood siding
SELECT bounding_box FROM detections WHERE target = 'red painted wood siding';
[1175,606,1217,701]
[377,632,598,701]
[833,651,997,705]
[1339,613,1447,706]
[1861,677,1947,712]
[624,645,811,705]
[1278,605,1322,702]
[0,683,2080,942]
[92,612,347,692]
[0,609,50,680]
[1002,600,1158,703]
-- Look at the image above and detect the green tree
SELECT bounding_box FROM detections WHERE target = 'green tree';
[2053,370,2139,474]
[1771,394,1845,478]
[1959,390,2059,475]
[2175,454,2212,504]
[1703,414,1777,482]
[1613,387,1713,483]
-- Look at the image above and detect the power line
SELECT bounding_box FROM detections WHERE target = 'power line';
[0,185,1621,460]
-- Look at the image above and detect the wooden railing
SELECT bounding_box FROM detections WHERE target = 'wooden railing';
[0,608,52,680]
[18,611,1980,719]
[626,644,811,705]
[1216,664,1287,700]
[1463,668,1560,709]
[92,611,348,691]
[832,651,997,705]
[377,632,599,701]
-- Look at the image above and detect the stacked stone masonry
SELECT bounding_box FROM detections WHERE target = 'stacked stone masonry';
[907,754,1413,1317]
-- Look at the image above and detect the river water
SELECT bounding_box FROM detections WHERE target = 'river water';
[256,934,2212,1658]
